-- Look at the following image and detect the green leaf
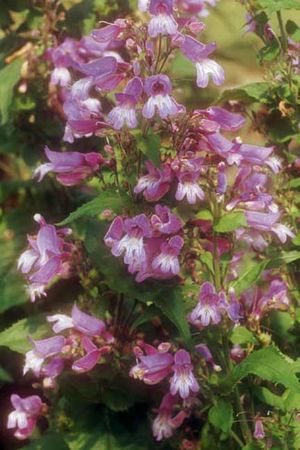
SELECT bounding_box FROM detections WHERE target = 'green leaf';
[0,315,48,353]
[0,58,23,124]
[253,386,285,409]
[23,433,70,450]
[259,41,280,62]
[257,0,300,14]
[200,251,214,274]
[218,82,270,105]
[230,326,258,345]
[134,130,161,167]
[208,400,233,433]
[267,251,300,268]
[196,209,213,221]
[214,212,247,233]
[232,347,300,394]
[154,287,191,342]
[230,260,268,296]
[130,305,160,331]
[0,365,13,382]
[286,20,300,42]
[58,190,132,225]
[102,387,135,412]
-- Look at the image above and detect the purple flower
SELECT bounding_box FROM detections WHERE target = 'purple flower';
[42,357,65,388]
[198,106,245,131]
[151,205,183,235]
[91,19,127,45]
[17,214,74,302]
[139,0,149,11]
[130,342,173,384]
[188,282,223,328]
[245,211,295,243]
[63,77,108,143]
[152,393,187,441]
[134,161,173,201]
[34,146,104,186]
[7,394,43,440]
[148,0,178,38]
[23,335,65,377]
[175,0,217,17]
[195,344,221,371]
[170,349,200,399]
[108,77,143,130]
[175,170,205,204]
[72,335,110,373]
[104,214,152,274]
[254,418,265,440]
[142,75,184,119]
[152,235,183,275]
[47,303,106,337]
[180,35,224,88]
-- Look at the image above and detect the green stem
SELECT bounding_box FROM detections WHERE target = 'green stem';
[230,430,245,448]
[276,11,288,52]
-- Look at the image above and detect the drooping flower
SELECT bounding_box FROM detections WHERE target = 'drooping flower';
[253,417,265,440]
[142,75,185,119]
[134,160,173,201]
[23,335,66,377]
[195,344,221,372]
[169,349,200,399]
[130,342,173,384]
[148,0,178,38]
[91,19,127,45]
[17,214,74,302]
[7,394,43,440]
[152,393,187,441]
[34,146,104,186]
[187,282,223,328]
[180,35,224,88]
[108,77,143,130]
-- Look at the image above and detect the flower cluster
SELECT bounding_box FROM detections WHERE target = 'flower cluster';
[104,205,183,281]
[17,214,75,301]
[24,304,114,388]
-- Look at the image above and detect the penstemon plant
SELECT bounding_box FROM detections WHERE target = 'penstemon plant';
[1,0,300,449]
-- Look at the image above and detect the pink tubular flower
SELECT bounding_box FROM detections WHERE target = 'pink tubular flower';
[152,235,184,275]
[142,75,185,119]
[254,418,265,440]
[47,303,106,336]
[245,211,295,243]
[170,349,200,399]
[108,77,143,130]
[34,146,104,186]
[7,394,43,440]
[152,393,187,441]
[180,35,224,88]
[134,161,173,201]
[104,214,152,274]
[91,19,127,45]
[187,282,223,328]
[23,335,65,377]
[17,214,74,302]
[148,0,178,38]
[195,344,221,372]
[175,170,205,204]
[198,106,245,131]
[151,205,183,235]
[130,342,173,384]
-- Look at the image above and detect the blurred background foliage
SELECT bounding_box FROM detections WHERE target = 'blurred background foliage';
[0,1,300,448]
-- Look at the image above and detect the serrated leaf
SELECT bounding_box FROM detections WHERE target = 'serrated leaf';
[218,82,270,105]
[214,212,247,233]
[230,326,258,345]
[58,190,132,225]
[232,347,300,393]
[23,433,70,450]
[0,58,23,124]
[0,315,48,353]
[230,260,268,296]
[208,400,233,433]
